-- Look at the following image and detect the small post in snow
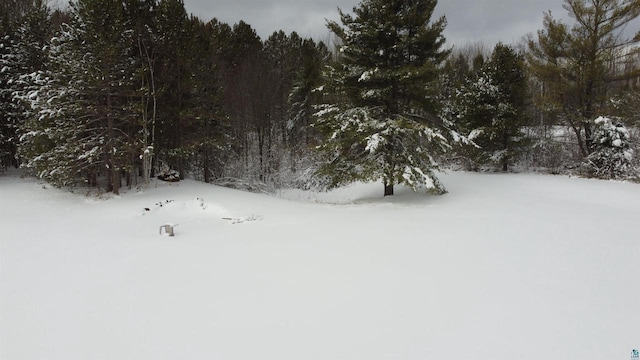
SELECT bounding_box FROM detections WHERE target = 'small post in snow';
[159,224,178,237]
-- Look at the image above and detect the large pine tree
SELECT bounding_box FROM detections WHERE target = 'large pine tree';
[0,0,50,169]
[288,38,329,148]
[19,0,142,193]
[453,43,529,171]
[315,0,454,196]
[528,0,640,158]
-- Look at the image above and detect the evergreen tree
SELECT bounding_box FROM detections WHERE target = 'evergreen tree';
[584,116,636,179]
[264,31,298,145]
[1,24,19,168]
[183,18,229,183]
[316,0,454,196]
[455,43,529,171]
[0,0,50,168]
[288,38,329,148]
[153,0,192,177]
[18,24,96,187]
[261,31,328,183]
[210,20,263,180]
[528,0,640,158]
[19,0,142,193]
[127,0,158,185]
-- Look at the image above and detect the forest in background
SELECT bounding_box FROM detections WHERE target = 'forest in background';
[1,0,639,195]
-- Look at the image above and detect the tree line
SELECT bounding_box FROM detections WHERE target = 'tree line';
[1,0,328,194]
[1,0,639,196]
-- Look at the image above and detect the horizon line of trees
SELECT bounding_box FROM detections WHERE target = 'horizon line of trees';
[1,0,329,194]
[1,0,639,196]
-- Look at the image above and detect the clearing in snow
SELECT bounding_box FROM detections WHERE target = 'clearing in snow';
[1,170,639,360]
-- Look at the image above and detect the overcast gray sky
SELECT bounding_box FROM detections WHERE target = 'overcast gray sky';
[184,0,569,46]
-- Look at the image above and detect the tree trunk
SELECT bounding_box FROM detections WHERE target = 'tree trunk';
[502,133,509,172]
[384,183,394,196]
[112,170,120,195]
[143,149,152,184]
[566,113,589,158]
[87,172,97,187]
[583,122,594,154]
[203,144,210,183]
[384,152,395,196]
[106,92,119,195]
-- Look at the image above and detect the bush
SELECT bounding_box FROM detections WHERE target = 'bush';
[157,166,181,182]
[583,116,636,180]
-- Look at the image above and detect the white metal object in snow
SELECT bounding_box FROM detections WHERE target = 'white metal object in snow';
[159,224,178,237]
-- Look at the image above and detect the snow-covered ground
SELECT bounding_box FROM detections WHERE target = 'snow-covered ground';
[1,170,639,360]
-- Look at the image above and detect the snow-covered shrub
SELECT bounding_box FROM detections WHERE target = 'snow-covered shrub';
[217,145,331,193]
[584,116,636,180]
[157,166,181,182]
[214,177,271,194]
[521,126,578,174]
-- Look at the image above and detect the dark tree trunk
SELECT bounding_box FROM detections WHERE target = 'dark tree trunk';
[204,146,210,183]
[568,119,589,158]
[502,133,509,172]
[112,170,120,195]
[87,172,97,187]
[583,122,594,154]
[106,93,119,195]
[384,183,394,196]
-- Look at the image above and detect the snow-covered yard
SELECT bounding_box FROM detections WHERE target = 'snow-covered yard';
[1,170,639,360]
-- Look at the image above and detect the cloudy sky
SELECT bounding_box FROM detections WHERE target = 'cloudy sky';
[184,0,569,46]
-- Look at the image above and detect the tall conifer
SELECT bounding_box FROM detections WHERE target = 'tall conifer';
[528,0,640,157]
[316,0,456,196]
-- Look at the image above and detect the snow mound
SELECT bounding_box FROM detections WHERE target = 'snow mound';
[143,197,229,217]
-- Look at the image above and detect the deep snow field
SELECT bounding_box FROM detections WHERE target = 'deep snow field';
[1,170,639,360]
